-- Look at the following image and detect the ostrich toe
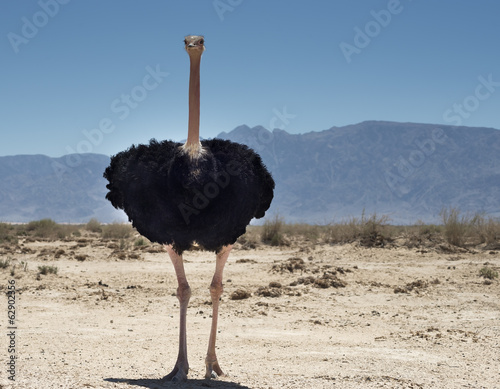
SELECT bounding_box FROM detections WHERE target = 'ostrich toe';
[205,358,224,379]
[163,362,189,382]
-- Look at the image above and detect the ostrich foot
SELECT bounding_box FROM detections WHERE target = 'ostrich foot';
[163,361,189,382]
[205,358,224,379]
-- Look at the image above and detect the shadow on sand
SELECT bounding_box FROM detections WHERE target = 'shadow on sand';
[105,377,251,389]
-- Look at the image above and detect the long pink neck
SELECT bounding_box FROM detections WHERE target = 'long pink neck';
[186,53,201,147]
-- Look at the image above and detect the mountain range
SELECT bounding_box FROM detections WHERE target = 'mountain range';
[1,121,499,224]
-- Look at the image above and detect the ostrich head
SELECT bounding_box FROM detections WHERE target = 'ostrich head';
[184,35,205,55]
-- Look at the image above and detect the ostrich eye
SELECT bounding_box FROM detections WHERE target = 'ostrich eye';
[199,39,204,45]
[184,39,187,44]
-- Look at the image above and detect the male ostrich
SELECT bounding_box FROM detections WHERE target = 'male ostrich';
[103,35,274,381]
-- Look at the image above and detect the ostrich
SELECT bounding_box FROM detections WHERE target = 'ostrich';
[103,35,274,381]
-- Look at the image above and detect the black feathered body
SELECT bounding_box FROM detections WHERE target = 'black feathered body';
[104,138,274,254]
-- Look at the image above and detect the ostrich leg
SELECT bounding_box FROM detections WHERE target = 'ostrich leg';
[163,245,191,382]
[205,244,232,379]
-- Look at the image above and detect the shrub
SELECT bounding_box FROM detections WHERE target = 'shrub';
[134,237,148,247]
[26,218,56,234]
[25,219,68,239]
[326,217,360,244]
[440,207,481,247]
[261,214,285,246]
[119,239,128,250]
[38,265,58,275]
[102,223,133,240]
[416,222,442,239]
[476,216,500,245]
[0,223,17,244]
[0,258,10,269]
[479,267,498,280]
[86,218,102,233]
[359,212,390,247]
[325,211,390,246]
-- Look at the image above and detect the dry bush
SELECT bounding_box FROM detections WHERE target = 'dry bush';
[38,265,58,275]
[325,217,360,244]
[26,218,57,237]
[86,218,102,233]
[476,216,500,246]
[415,222,442,240]
[24,219,70,240]
[401,225,421,248]
[0,223,17,244]
[440,207,482,247]
[325,212,391,246]
[252,211,393,247]
[479,267,498,280]
[101,223,133,240]
[261,214,285,246]
[134,237,148,247]
[359,212,391,246]
[402,221,443,248]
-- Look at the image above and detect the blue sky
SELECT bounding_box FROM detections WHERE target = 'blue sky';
[1,0,499,157]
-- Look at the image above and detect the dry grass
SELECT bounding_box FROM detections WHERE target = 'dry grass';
[0,210,498,252]
[101,223,133,240]
[38,265,58,275]
[255,210,499,250]
[440,207,500,247]
[400,222,443,248]
[479,266,499,280]
[85,218,102,233]
[26,219,62,239]
[261,214,285,246]
[476,216,500,246]
[440,207,479,247]
[256,212,393,247]
[0,223,17,244]
[134,237,148,247]
[323,212,392,247]
[20,219,80,240]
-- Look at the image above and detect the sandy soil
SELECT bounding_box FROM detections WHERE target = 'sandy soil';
[0,235,499,389]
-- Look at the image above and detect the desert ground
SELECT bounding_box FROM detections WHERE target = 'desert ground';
[0,226,499,389]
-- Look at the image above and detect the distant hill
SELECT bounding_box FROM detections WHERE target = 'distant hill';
[0,153,126,223]
[218,121,500,224]
[1,121,499,224]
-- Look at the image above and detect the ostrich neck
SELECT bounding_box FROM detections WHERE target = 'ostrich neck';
[185,53,202,154]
